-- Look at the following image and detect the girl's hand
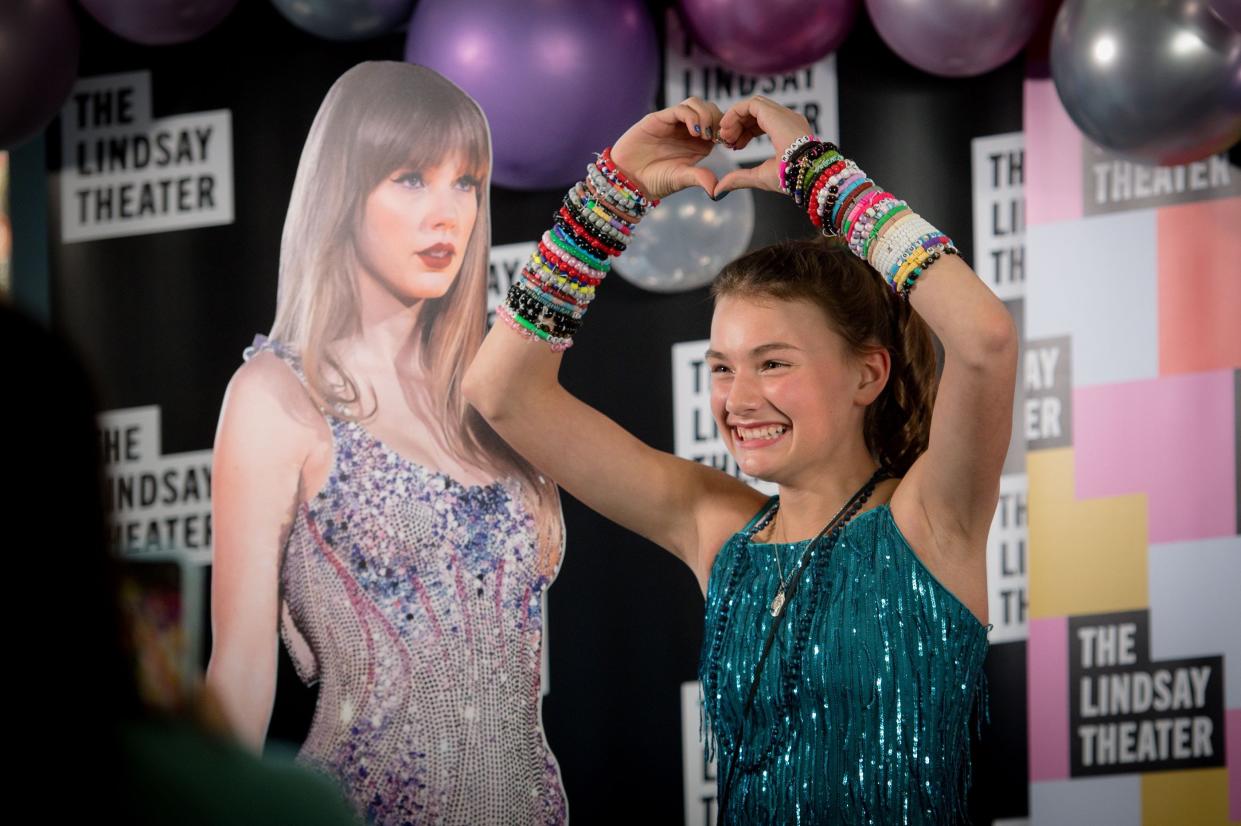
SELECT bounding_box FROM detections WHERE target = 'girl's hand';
[714,96,816,196]
[610,97,725,200]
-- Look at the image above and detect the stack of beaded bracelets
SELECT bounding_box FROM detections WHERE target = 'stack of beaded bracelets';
[496,147,656,351]
[783,136,958,298]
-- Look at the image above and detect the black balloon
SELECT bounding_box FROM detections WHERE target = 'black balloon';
[0,0,80,150]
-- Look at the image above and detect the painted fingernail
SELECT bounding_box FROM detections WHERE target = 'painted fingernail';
[705,127,713,138]
[694,124,701,134]
[711,190,730,201]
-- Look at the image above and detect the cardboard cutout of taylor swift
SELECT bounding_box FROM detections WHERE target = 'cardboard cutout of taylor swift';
[205,62,567,825]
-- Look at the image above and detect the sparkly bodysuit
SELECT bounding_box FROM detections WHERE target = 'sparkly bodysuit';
[248,338,567,825]
[700,499,989,824]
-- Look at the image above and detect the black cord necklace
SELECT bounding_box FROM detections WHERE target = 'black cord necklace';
[710,467,889,821]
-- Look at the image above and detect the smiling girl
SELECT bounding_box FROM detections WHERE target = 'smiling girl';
[465,95,1017,823]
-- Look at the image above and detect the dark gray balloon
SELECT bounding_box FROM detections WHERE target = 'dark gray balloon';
[271,0,413,41]
[1052,0,1241,165]
[0,0,79,150]
[80,0,239,45]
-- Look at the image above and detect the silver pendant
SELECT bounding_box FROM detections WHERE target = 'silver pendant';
[770,589,786,617]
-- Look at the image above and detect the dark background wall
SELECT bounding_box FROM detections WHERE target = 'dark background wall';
[40,2,1026,822]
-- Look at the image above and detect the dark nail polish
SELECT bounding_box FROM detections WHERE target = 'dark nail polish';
[705,127,713,138]
[694,125,701,134]
[712,190,730,201]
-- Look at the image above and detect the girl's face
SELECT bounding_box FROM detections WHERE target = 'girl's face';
[353,154,482,306]
[706,294,886,486]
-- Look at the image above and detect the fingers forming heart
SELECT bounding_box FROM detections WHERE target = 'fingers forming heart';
[712,162,780,199]
[673,163,719,198]
[709,96,817,196]
[718,97,775,150]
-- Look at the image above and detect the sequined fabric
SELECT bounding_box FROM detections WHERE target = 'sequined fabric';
[700,499,989,825]
[248,337,567,825]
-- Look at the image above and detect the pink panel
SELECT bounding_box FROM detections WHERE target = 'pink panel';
[1024,78,1083,226]
[1029,616,1069,780]
[1075,371,1237,543]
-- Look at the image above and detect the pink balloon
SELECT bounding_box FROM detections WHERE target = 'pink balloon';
[677,0,859,74]
[867,0,1047,78]
[0,0,80,150]
[80,0,240,46]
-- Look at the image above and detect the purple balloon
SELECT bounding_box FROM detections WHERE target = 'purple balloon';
[0,0,80,150]
[405,0,658,190]
[80,0,240,46]
[867,0,1047,77]
[1211,0,1241,32]
[677,0,859,74]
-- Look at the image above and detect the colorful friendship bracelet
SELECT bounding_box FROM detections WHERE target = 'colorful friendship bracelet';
[783,139,959,298]
[503,148,653,350]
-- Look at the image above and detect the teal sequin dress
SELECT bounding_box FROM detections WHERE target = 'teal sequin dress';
[700,499,989,824]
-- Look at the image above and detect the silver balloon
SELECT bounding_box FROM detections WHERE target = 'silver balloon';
[271,0,414,41]
[1052,0,1241,165]
[613,149,755,293]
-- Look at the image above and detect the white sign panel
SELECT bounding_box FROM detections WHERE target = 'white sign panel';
[971,132,1025,302]
[99,405,213,564]
[665,10,839,164]
[986,472,1029,643]
[681,680,717,826]
[61,71,234,243]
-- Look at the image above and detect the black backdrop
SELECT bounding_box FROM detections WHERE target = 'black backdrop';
[45,2,1027,822]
